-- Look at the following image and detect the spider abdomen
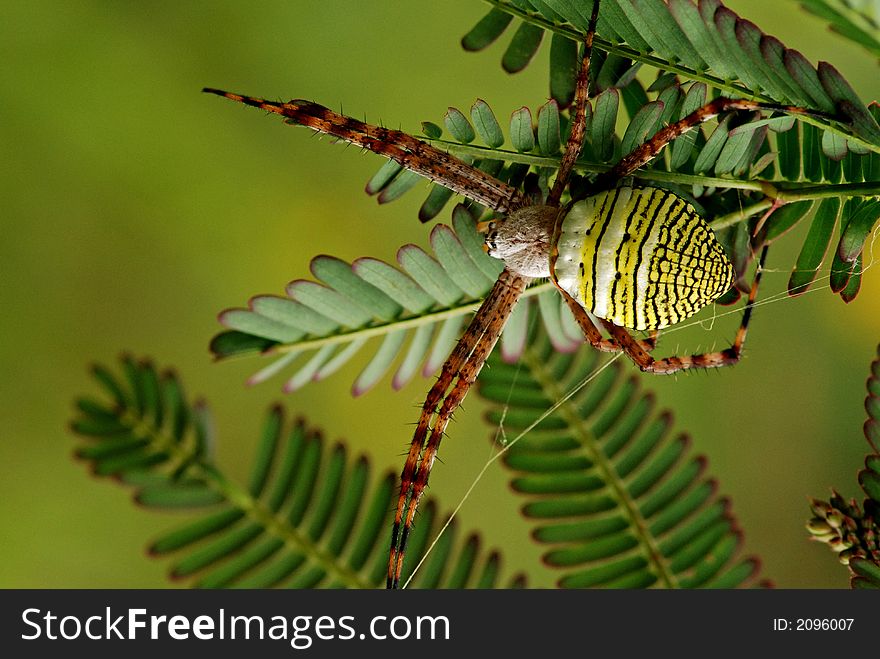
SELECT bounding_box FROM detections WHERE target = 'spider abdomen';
[554,185,734,331]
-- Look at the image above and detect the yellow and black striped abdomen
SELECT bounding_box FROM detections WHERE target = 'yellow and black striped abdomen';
[553,186,734,331]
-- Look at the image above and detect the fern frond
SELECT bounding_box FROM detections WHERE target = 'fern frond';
[477,326,767,588]
[370,96,879,199]
[366,90,878,301]
[70,356,526,588]
[211,207,584,394]
[466,0,880,152]
[460,0,880,279]
[807,343,880,588]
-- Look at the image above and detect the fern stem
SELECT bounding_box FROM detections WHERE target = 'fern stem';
[710,181,880,230]
[198,464,374,589]
[424,138,880,199]
[271,280,557,355]
[123,410,374,589]
[481,0,879,153]
[710,200,772,232]
[518,349,679,589]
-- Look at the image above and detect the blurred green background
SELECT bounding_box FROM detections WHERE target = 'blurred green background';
[2,0,878,589]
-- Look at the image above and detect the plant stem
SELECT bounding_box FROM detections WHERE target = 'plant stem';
[426,138,880,198]
[519,347,678,588]
[126,409,374,589]
[271,281,557,356]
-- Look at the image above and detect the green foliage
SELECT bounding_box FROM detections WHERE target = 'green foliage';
[66,1,880,590]
[213,2,880,392]
[216,101,877,394]
[363,4,880,306]
[479,327,766,588]
[211,205,587,394]
[70,356,525,588]
[468,0,880,147]
[71,342,768,588]
[453,2,880,303]
[808,344,880,588]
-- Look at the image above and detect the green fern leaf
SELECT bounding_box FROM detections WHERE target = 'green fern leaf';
[788,197,840,295]
[808,344,880,588]
[465,0,879,151]
[549,32,579,107]
[477,326,767,588]
[502,21,545,73]
[509,106,537,152]
[461,6,514,52]
[70,357,527,589]
[209,205,590,394]
[850,557,880,589]
[618,100,664,158]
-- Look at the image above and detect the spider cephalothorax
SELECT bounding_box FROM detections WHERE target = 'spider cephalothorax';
[205,0,829,587]
[484,205,558,278]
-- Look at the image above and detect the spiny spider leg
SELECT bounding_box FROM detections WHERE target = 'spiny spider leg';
[202,89,526,215]
[598,245,769,373]
[387,1,601,587]
[546,0,600,207]
[543,0,666,357]
[556,287,659,353]
[387,269,530,588]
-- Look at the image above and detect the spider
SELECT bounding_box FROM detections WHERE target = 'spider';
[204,0,829,588]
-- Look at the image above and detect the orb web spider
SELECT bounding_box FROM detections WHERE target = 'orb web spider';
[205,0,829,588]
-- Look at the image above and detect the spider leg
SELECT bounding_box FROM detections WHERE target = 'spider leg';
[203,88,525,215]
[546,0,600,207]
[593,98,830,188]
[387,268,530,588]
[556,284,659,353]
[600,245,769,374]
